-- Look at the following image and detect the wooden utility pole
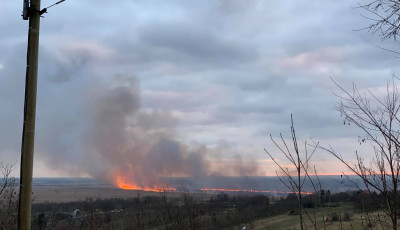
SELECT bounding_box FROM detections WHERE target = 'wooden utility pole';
[19,0,41,229]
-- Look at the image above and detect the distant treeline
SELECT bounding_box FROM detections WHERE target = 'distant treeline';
[14,189,380,230]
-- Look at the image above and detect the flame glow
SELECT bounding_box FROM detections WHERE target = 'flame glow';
[115,176,313,195]
[115,175,176,192]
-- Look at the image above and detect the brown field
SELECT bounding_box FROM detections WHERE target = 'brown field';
[32,185,160,203]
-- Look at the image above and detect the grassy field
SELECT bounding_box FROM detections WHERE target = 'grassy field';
[253,204,390,230]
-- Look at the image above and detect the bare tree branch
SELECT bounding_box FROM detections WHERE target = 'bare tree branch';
[323,78,400,229]
[265,115,321,230]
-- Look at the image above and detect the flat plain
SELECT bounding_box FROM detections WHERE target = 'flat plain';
[32,185,155,203]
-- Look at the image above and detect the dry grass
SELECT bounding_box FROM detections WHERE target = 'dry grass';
[32,186,160,203]
[253,204,392,230]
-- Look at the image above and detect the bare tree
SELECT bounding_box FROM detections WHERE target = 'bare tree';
[0,162,17,230]
[320,78,400,229]
[359,0,400,41]
[264,115,321,230]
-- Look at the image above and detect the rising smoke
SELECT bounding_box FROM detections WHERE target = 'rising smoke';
[37,75,260,188]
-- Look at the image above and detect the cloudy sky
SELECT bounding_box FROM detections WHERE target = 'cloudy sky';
[1,0,400,179]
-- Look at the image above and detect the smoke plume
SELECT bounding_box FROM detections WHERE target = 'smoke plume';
[37,75,260,188]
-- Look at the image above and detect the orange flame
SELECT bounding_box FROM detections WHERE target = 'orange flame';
[115,175,176,192]
[115,176,313,195]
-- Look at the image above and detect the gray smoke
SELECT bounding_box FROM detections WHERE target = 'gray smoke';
[37,75,260,187]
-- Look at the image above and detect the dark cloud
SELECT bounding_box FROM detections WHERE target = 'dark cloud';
[137,21,257,65]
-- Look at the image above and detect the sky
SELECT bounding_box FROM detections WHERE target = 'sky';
[1,0,400,180]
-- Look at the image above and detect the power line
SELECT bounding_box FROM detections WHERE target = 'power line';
[45,0,66,9]
[22,0,67,20]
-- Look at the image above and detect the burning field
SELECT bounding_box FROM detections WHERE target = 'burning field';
[114,175,315,195]
[37,76,265,193]
[32,176,318,203]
